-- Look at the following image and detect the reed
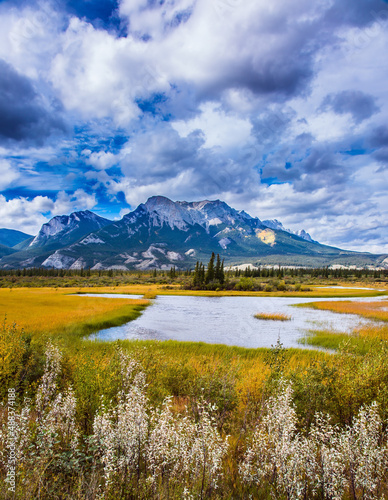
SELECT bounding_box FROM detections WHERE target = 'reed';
[254,312,291,321]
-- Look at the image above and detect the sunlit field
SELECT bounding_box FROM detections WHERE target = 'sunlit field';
[0,287,149,340]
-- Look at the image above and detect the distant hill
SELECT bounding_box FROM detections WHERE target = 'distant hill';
[0,228,32,248]
[0,243,17,258]
[0,196,386,270]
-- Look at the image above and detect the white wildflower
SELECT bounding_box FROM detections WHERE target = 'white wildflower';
[35,342,62,418]
[341,402,387,500]
[184,401,229,494]
[308,413,347,500]
[37,386,79,457]
[92,366,149,486]
[240,380,311,499]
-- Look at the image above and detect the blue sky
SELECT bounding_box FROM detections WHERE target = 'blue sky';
[0,0,387,253]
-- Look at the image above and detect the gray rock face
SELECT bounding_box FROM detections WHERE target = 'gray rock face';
[130,196,260,233]
[262,219,314,242]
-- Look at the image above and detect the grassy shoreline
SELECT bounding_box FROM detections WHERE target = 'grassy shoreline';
[0,287,150,347]
[294,298,388,322]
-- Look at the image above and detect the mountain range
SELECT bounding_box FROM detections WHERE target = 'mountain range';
[0,196,386,270]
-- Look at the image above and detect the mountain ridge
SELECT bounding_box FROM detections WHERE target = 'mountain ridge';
[0,196,386,270]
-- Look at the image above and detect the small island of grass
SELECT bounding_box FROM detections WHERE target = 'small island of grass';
[254,312,292,321]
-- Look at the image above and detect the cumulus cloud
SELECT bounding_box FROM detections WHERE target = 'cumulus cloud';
[84,150,117,170]
[172,102,253,149]
[0,189,97,234]
[320,90,380,123]
[0,195,52,235]
[0,59,66,145]
[47,0,371,128]
[0,159,20,190]
[51,189,97,215]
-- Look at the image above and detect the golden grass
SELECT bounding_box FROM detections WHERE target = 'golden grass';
[254,312,292,321]
[357,323,388,340]
[72,283,387,299]
[0,287,149,337]
[301,299,388,322]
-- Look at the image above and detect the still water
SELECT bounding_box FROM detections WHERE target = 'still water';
[80,292,386,349]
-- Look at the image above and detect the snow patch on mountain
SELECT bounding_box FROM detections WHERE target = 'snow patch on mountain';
[167,251,183,261]
[136,259,155,270]
[119,253,138,263]
[70,258,86,270]
[80,235,105,245]
[208,218,223,226]
[20,257,38,267]
[219,237,232,249]
[42,251,75,269]
[91,263,104,270]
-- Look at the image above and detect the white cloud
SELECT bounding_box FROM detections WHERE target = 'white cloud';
[51,189,97,215]
[85,151,117,170]
[0,2,63,78]
[0,189,97,234]
[49,17,170,126]
[0,195,50,234]
[0,159,19,189]
[172,102,253,149]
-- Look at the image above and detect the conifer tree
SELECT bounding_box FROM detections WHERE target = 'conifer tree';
[214,254,225,285]
[200,263,205,284]
[220,258,225,285]
[205,252,215,284]
[215,254,221,281]
[193,261,201,287]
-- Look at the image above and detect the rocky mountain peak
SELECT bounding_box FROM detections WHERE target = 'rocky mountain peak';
[141,196,194,230]
[29,210,111,249]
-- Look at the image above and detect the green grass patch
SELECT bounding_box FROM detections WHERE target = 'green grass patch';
[298,330,350,350]
[297,329,382,355]
[63,303,149,342]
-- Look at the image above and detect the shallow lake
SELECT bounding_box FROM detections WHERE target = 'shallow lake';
[81,291,386,349]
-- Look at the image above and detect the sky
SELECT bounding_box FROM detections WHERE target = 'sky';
[0,0,387,253]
